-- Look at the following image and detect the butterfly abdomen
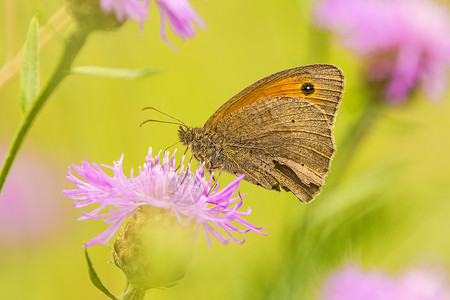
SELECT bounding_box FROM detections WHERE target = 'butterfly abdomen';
[178,126,225,171]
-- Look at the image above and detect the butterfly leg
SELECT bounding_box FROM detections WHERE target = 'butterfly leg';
[180,155,194,185]
[164,140,181,154]
[176,147,190,172]
[207,167,223,196]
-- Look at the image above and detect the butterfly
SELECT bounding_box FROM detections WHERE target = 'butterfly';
[178,64,345,202]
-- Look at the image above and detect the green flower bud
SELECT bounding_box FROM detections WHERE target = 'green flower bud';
[66,0,122,31]
[113,206,196,291]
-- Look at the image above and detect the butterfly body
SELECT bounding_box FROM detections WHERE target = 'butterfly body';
[179,64,345,202]
[178,126,226,171]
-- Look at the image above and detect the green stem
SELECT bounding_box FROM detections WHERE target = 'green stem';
[263,95,385,300]
[0,26,90,193]
[327,96,383,186]
[119,283,147,300]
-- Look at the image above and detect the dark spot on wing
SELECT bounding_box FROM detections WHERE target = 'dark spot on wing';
[301,82,315,95]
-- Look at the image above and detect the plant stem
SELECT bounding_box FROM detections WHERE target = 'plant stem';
[327,96,383,186]
[119,283,147,300]
[263,94,385,300]
[0,26,90,193]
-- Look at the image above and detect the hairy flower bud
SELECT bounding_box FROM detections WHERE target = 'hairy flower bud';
[113,206,195,290]
[66,0,122,31]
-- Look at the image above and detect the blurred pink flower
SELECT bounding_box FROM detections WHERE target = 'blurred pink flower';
[319,265,450,300]
[155,0,205,47]
[64,148,265,247]
[0,150,65,243]
[100,0,150,26]
[99,0,204,46]
[316,0,450,103]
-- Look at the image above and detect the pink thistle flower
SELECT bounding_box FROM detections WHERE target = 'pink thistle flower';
[100,0,150,27]
[155,0,206,48]
[0,150,65,243]
[63,148,265,247]
[316,0,450,103]
[319,265,450,300]
[98,0,204,47]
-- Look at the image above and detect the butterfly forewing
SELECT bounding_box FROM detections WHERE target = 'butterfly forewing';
[205,64,344,129]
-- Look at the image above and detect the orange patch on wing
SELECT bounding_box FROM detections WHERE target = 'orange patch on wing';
[204,65,344,129]
[206,75,319,128]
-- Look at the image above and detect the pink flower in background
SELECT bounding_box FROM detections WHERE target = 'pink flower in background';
[64,148,265,247]
[316,0,450,103]
[319,265,450,300]
[0,150,65,243]
[155,0,205,46]
[99,0,204,46]
[100,0,150,26]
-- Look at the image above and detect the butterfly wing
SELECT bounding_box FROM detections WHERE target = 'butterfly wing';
[214,96,335,202]
[205,64,345,129]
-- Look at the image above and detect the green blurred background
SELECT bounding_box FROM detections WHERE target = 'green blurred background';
[1,0,449,299]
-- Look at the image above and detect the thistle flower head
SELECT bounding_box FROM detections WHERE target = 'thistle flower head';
[68,1,204,46]
[63,148,265,248]
[155,0,206,48]
[316,0,450,103]
[100,0,150,27]
[319,265,450,300]
[97,0,204,47]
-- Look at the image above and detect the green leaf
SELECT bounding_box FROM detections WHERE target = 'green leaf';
[20,16,40,113]
[85,249,119,300]
[72,66,161,79]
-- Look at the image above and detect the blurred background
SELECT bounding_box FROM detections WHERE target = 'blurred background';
[1,0,449,299]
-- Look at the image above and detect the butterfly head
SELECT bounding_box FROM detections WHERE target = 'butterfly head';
[178,126,194,147]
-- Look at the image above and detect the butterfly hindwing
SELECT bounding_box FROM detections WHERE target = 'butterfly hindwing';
[213,96,335,202]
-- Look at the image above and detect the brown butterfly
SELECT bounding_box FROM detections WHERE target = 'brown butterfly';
[178,64,345,202]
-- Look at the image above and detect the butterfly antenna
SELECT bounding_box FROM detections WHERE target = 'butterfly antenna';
[142,106,188,129]
[140,119,184,127]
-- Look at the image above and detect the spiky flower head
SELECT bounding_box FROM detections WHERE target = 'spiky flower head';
[64,148,265,289]
[316,0,450,103]
[64,148,265,248]
[319,265,450,300]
